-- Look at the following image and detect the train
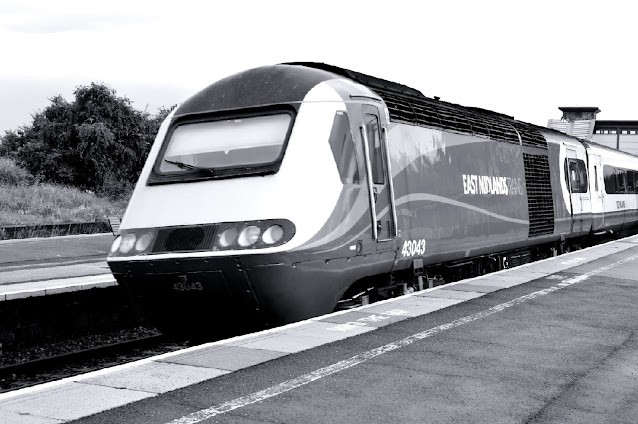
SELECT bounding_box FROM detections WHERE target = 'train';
[106,62,638,334]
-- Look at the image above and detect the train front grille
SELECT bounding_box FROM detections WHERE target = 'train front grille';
[151,224,219,253]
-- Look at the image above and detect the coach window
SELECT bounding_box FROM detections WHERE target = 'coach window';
[328,111,360,184]
[617,169,627,193]
[364,113,384,184]
[627,171,635,193]
[604,165,617,194]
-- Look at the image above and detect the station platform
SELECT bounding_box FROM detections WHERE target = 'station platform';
[0,233,115,301]
[2,236,638,423]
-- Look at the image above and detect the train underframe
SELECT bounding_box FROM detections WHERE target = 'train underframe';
[335,229,632,311]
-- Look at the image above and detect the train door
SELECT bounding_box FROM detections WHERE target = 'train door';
[588,153,605,230]
[359,105,397,247]
[565,147,587,234]
[577,153,592,233]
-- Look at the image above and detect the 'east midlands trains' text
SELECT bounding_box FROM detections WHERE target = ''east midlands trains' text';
[462,174,523,196]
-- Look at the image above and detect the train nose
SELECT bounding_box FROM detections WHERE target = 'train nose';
[108,256,264,337]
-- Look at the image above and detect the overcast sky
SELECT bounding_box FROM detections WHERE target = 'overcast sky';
[0,0,635,135]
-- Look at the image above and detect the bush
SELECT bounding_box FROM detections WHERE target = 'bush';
[0,157,35,185]
[0,83,174,197]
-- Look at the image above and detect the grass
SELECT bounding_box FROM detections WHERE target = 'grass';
[0,158,129,227]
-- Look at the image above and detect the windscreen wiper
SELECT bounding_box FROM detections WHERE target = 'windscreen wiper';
[164,159,215,175]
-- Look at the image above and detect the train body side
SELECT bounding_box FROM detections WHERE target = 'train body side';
[388,124,527,268]
[385,123,595,273]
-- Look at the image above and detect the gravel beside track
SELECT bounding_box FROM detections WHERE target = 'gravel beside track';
[0,326,192,393]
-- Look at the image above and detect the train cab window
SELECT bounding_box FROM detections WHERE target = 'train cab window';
[594,166,598,191]
[328,112,360,184]
[568,159,588,193]
[603,165,617,194]
[155,112,293,182]
[364,114,384,184]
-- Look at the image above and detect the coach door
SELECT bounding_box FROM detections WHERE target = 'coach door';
[589,153,605,230]
[360,105,397,245]
[565,147,590,234]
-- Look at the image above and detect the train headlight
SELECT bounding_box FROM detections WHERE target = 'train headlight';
[262,225,284,244]
[238,226,261,247]
[135,233,154,252]
[110,236,122,254]
[218,228,238,247]
[119,233,137,254]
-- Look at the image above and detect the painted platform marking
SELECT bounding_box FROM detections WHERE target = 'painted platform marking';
[561,257,587,265]
[166,254,638,424]
[327,309,409,331]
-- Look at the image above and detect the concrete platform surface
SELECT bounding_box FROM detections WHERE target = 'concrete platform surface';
[0,233,115,300]
[0,233,113,266]
[1,236,638,423]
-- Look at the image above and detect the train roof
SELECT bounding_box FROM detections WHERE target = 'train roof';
[174,64,343,117]
[284,62,548,149]
[174,62,590,152]
[580,138,638,159]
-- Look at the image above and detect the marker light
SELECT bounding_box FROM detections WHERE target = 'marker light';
[110,236,122,253]
[135,233,154,252]
[237,226,261,247]
[262,225,284,244]
[218,228,238,247]
[119,233,137,254]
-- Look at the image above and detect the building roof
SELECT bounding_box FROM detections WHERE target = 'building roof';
[594,120,638,130]
[558,106,601,113]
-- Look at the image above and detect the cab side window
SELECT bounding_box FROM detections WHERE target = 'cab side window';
[327,111,360,184]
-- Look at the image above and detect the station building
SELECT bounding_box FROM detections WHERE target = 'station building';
[548,107,638,155]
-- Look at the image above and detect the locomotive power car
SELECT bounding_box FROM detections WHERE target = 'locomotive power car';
[107,62,638,332]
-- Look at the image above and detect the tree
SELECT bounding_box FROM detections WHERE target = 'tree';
[0,83,175,197]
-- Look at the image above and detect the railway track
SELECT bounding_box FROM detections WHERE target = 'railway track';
[0,330,191,393]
